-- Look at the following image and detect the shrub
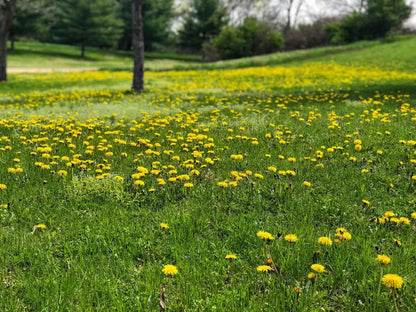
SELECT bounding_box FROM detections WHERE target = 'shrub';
[203,18,284,61]
[284,17,337,50]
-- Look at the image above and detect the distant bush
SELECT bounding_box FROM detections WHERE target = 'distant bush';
[326,0,411,44]
[284,17,337,50]
[203,18,284,61]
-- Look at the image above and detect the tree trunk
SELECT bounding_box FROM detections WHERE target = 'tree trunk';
[0,0,17,82]
[10,33,14,53]
[131,0,144,93]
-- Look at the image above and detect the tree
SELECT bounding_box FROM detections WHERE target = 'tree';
[326,0,411,43]
[117,0,174,51]
[179,0,227,52]
[55,0,123,57]
[10,0,55,52]
[366,0,411,38]
[0,0,16,82]
[132,0,144,93]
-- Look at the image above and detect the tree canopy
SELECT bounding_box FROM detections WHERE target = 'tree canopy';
[55,0,123,57]
[179,0,227,52]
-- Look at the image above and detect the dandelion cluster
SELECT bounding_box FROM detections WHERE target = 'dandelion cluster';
[1,54,416,310]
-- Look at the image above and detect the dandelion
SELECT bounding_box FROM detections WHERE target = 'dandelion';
[268,166,277,172]
[257,265,272,273]
[311,264,325,274]
[362,199,370,206]
[399,217,410,225]
[184,182,194,188]
[162,265,178,277]
[35,224,46,229]
[284,234,298,243]
[257,231,275,241]
[307,273,316,280]
[377,255,391,265]
[0,184,7,190]
[382,274,403,312]
[318,237,332,246]
[160,223,169,230]
[218,181,228,187]
[411,212,416,219]
[393,239,402,247]
[335,231,352,241]
[303,181,311,187]
[294,286,302,294]
[225,254,237,260]
[57,170,68,176]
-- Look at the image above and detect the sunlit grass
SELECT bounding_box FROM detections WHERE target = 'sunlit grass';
[1,38,416,311]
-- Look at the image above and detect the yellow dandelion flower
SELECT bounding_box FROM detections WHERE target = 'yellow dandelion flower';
[0,184,7,190]
[134,180,145,186]
[411,212,416,219]
[382,274,403,289]
[335,227,347,233]
[218,181,228,188]
[335,231,352,241]
[225,254,237,260]
[284,234,298,243]
[307,273,316,280]
[160,223,169,230]
[257,231,275,241]
[399,217,410,225]
[318,237,333,246]
[294,286,302,294]
[376,255,391,265]
[57,170,68,176]
[311,264,325,274]
[184,182,194,188]
[303,181,311,187]
[162,264,178,277]
[35,224,46,229]
[257,265,272,273]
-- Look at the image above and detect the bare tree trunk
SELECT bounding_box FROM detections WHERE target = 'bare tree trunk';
[0,0,17,82]
[132,0,144,93]
[284,0,293,34]
[10,32,14,53]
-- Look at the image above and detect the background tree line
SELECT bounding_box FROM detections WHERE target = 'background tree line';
[5,0,415,60]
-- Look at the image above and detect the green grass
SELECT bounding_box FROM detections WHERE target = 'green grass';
[8,41,201,71]
[1,37,416,311]
[9,35,416,72]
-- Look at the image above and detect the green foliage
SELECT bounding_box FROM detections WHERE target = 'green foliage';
[55,0,123,57]
[326,0,411,44]
[205,18,284,61]
[117,0,175,51]
[10,0,54,44]
[179,0,227,52]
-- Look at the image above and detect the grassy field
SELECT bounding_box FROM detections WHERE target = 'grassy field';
[1,38,416,311]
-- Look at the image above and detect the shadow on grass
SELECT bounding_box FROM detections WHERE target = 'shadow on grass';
[9,48,99,62]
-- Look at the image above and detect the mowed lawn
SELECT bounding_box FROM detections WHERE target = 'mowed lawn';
[1,38,416,311]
